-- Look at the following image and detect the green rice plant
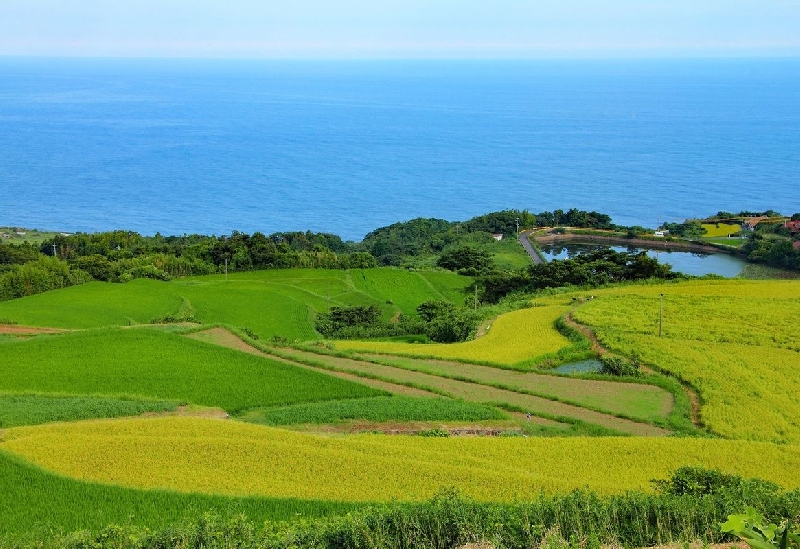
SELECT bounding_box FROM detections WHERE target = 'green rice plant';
[0,268,470,340]
[0,394,178,427]
[240,396,506,426]
[0,328,383,414]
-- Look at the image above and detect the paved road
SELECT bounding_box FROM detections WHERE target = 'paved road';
[518,230,544,264]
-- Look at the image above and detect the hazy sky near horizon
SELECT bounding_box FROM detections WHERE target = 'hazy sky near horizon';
[1,0,799,58]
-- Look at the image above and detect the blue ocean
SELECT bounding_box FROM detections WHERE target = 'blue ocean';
[0,58,798,241]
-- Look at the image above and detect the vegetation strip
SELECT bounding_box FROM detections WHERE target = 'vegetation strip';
[260,346,669,436]
[190,327,441,398]
[354,352,673,423]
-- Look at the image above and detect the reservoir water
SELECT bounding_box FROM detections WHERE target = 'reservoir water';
[537,241,747,277]
[1,58,798,240]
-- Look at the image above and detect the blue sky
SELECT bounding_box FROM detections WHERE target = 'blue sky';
[1,0,798,58]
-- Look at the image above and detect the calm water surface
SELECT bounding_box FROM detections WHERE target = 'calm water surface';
[538,241,747,277]
[1,58,798,240]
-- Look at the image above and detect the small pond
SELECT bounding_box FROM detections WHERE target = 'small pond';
[538,242,747,277]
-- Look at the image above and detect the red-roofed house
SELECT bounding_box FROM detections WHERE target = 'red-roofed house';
[786,220,800,234]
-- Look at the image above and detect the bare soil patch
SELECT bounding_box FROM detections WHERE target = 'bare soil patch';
[141,405,230,420]
[509,411,569,429]
[296,419,522,437]
[358,353,674,421]
[0,325,67,335]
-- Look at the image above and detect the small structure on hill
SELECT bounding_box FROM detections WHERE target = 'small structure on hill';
[742,216,769,231]
[491,233,503,241]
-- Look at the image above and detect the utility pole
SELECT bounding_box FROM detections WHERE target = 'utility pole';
[224,258,228,282]
[51,243,57,257]
[515,217,519,234]
[474,284,478,310]
[659,293,663,337]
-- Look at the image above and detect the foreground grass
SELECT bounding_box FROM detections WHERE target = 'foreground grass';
[3,417,800,503]
[0,328,382,414]
[240,396,506,426]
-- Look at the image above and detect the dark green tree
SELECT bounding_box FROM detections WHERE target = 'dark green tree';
[436,246,493,275]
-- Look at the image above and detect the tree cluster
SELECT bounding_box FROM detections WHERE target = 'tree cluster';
[22,230,377,285]
[743,233,800,270]
[314,300,479,343]
[435,246,494,276]
[478,249,681,303]
[0,257,92,301]
[659,220,707,239]
[361,208,615,266]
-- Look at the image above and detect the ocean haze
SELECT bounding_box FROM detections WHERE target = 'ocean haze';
[0,58,798,241]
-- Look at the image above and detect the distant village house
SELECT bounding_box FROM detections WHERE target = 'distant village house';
[491,233,503,241]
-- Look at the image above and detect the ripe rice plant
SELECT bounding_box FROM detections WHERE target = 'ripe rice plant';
[569,280,800,443]
[335,304,571,366]
[0,449,356,537]
[702,223,742,238]
[3,417,800,502]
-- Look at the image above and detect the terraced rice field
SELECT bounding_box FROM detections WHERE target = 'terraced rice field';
[334,304,571,366]
[0,328,383,413]
[701,223,742,238]
[355,354,673,422]
[2,417,799,502]
[570,280,800,443]
[2,272,799,539]
[264,346,669,436]
[0,268,471,339]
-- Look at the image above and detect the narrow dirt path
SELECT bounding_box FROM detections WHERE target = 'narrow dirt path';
[187,328,438,398]
[262,346,671,437]
[0,325,67,335]
[189,328,673,436]
[565,312,704,429]
[563,313,607,356]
